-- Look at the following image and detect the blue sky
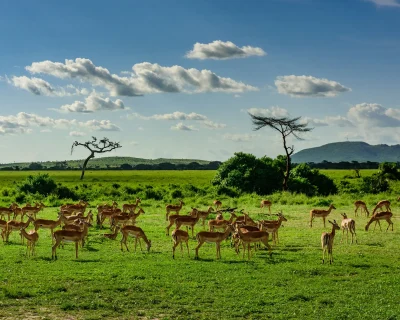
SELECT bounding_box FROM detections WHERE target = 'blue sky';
[1,0,400,163]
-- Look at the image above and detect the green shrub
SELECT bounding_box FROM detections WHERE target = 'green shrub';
[215,186,239,198]
[171,190,183,199]
[360,175,390,194]
[18,174,57,196]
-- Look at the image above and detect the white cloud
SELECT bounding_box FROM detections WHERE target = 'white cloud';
[171,123,198,131]
[364,0,400,7]
[245,106,290,118]
[185,40,266,60]
[69,131,86,137]
[129,141,139,146]
[275,75,351,97]
[202,120,227,129]
[223,133,258,142]
[301,117,329,127]
[81,120,120,131]
[58,92,125,113]
[347,103,400,127]
[26,58,258,96]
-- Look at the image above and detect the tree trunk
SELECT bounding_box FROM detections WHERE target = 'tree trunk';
[282,134,291,191]
[80,152,95,180]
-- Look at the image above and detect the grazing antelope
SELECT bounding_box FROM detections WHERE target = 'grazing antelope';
[208,212,237,232]
[194,224,235,260]
[213,200,222,210]
[122,198,141,213]
[165,200,184,221]
[258,212,287,245]
[365,211,393,232]
[120,225,151,252]
[371,200,391,216]
[191,207,214,227]
[340,213,357,244]
[19,227,39,257]
[235,226,272,260]
[103,226,121,240]
[6,215,35,243]
[260,200,272,213]
[171,229,190,259]
[174,209,200,237]
[321,220,340,264]
[354,200,370,217]
[309,204,336,228]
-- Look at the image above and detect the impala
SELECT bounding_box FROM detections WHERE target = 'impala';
[123,198,141,213]
[191,206,214,227]
[321,220,340,264]
[236,226,272,260]
[233,224,260,253]
[260,200,272,213]
[194,224,235,260]
[213,200,222,209]
[354,200,370,217]
[174,209,200,237]
[171,229,190,259]
[104,226,121,240]
[34,214,62,241]
[0,218,7,242]
[165,200,184,221]
[208,212,237,232]
[340,213,357,244]
[19,227,39,257]
[309,204,336,228]
[166,211,194,236]
[371,200,391,216]
[22,202,45,220]
[120,225,151,252]
[0,203,18,221]
[13,206,25,222]
[259,212,287,245]
[112,208,145,227]
[365,211,393,232]
[96,201,118,215]
[6,215,35,243]
[98,208,123,228]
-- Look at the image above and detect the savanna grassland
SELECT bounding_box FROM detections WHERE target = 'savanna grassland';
[0,170,400,320]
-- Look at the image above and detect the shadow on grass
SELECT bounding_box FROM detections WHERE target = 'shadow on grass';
[73,259,101,263]
[350,263,371,269]
[38,256,53,262]
[365,242,384,247]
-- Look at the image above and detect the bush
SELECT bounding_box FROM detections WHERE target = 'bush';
[55,186,78,200]
[215,186,239,198]
[18,174,57,196]
[360,175,390,194]
[171,190,183,199]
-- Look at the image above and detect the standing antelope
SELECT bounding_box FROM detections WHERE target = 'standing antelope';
[371,200,391,216]
[122,198,142,213]
[354,200,370,217]
[309,204,336,228]
[213,200,222,209]
[258,212,287,245]
[321,220,340,264]
[208,212,237,232]
[365,211,393,232]
[171,229,190,259]
[34,214,62,242]
[6,215,35,243]
[120,225,151,252]
[192,207,214,227]
[340,213,357,244]
[235,227,272,260]
[0,204,18,221]
[103,226,121,240]
[19,227,39,257]
[174,210,200,238]
[260,200,272,213]
[165,200,184,221]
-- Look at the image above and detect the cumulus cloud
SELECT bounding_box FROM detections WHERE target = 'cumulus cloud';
[202,120,227,129]
[58,92,125,113]
[185,40,266,60]
[347,103,400,127]
[245,106,290,118]
[25,58,257,96]
[300,116,353,128]
[223,133,258,142]
[365,0,400,7]
[275,75,351,97]
[0,112,120,135]
[69,131,86,137]
[171,123,198,131]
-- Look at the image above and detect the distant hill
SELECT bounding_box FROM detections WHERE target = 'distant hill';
[0,156,215,169]
[292,142,400,163]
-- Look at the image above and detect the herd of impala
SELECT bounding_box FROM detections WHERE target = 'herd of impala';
[0,197,395,263]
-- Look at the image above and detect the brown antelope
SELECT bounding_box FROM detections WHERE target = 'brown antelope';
[174,210,200,237]
[171,229,190,259]
[208,212,237,232]
[103,226,121,240]
[191,207,214,227]
[235,226,272,260]
[194,224,235,260]
[213,200,222,209]
[6,215,35,243]
[243,213,258,227]
[321,220,340,264]
[371,200,391,216]
[52,221,90,259]
[260,200,272,213]
[60,201,89,216]
[13,206,25,222]
[166,211,193,236]
[0,203,18,221]
[98,208,123,228]
[111,207,145,227]
[340,213,357,244]
[19,227,39,257]
[365,211,393,232]
[0,218,8,242]
[34,214,62,242]
[258,212,287,245]
[165,200,184,221]
[96,201,118,215]
[354,200,370,217]
[309,204,336,228]
[233,224,260,253]
[22,202,45,220]
[122,198,141,213]
[120,225,151,252]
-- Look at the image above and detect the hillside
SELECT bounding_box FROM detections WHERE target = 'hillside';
[292,141,400,163]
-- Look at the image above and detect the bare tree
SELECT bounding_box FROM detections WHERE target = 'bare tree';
[71,137,122,180]
[249,114,313,191]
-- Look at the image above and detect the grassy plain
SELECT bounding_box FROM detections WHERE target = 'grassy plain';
[0,170,399,319]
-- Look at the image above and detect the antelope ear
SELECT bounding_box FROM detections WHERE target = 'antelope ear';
[328,220,333,224]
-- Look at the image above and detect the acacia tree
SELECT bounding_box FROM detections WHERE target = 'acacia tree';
[249,114,313,191]
[71,137,122,180]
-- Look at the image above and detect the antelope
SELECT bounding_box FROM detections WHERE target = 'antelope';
[166,211,194,236]
[52,219,91,259]
[103,226,121,240]
[340,213,357,244]
[258,212,287,245]
[233,224,260,253]
[213,200,222,209]
[235,226,272,260]
[165,200,184,221]
[309,204,336,228]
[191,206,214,227]
[171,229,190,259]
[120,225,151,252]
[194,224,235,260]
[34,214,62,241]
[22,202,45,220]
[98,208,123,228]
[60,201,89,216]
[6,215,35,243]
[19,227,39,257]
[208,212,237,232]
[96,201,118,215]
[321,220,340,264]
[243,213,258,227]
[0,218,8,242]
[365,211,394,232]
[174,209,200,237]
[0,204,18,221]
[111,208,145,227]
[260,200,272,213]
[122,198,141,213]
[13,206,25,222]
[354,200,370,217]
[371,200,391,216]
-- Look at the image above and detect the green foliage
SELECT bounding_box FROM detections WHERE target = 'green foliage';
[18,174,57,196]
[171,189,183,199]
[360,175,390,194]
[378,162,400,180]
